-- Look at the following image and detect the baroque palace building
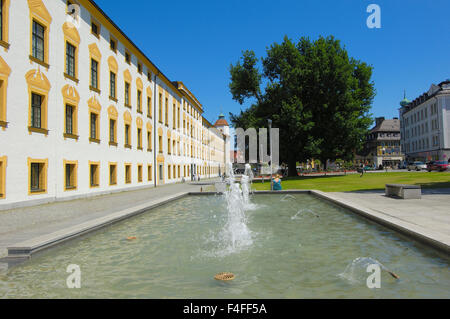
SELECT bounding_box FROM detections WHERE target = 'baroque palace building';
[0,0,229,209]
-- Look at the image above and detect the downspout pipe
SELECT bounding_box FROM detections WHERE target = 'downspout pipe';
[153,72,160,187]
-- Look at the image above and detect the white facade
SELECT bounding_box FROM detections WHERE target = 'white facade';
[399,81,450,162]
[0,0,228,209]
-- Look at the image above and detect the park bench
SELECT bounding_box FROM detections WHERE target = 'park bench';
[385,184,421,199]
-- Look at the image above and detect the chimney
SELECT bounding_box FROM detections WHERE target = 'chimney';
[375,117,385,127]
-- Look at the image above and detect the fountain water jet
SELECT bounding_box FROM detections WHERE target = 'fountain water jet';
[216,163,254,254]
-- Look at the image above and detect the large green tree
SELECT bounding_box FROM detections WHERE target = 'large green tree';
[229,36,375,175]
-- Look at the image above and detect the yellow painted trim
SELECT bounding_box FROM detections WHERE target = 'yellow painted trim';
[108,105,118,144]
[63,159,78,191]
[28,0,52,68]
[88,161,100,188]
[0,156,6,199]
[124,162,132,184]
[0,56,11,127]
[26,69,50,132]
[88,96,101,142]
[90,16,101,39]
[62,85,79,137]
[107,55,118,73]
[147,164,152,181]
[0,0,11,50]
[89,43,101,91]
[62,22,80,81]
[123,69,132,83]
[28,157,48,195]
[137,163,143,183]
[108,162,117,185]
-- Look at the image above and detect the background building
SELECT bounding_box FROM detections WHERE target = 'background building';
[0,0,228,209]
[359,117,404,168]
[399,80,450,162]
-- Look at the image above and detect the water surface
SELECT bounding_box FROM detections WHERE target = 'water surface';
[0,194,449,298]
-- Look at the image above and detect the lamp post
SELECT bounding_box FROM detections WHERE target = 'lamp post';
[268,119,273,191]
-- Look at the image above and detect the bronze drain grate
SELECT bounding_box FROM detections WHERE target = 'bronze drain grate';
[214,272,235,281]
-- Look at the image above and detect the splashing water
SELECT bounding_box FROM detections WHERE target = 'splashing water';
[339,257,396,284]
[291,208,319,220]
[281,194,296,202]
[209,163,254,256]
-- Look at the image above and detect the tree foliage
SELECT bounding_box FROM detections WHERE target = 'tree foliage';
[229,35,375,175]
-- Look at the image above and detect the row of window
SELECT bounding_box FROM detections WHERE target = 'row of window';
[404,135,440,153]
[404,103,438,127]
[0,157,221,200]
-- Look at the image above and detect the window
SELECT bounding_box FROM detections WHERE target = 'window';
[125,51,131,64]
[138,164,143,182]
[168,165,171,179]
[109,163,117,185]
[0,156,6,199]
[90,59,98,90]
[66,42,76,78]
[147,131,152,151]
[173,103,176,128]
[110,72,116,99]
[147,72,152,82]
[109,119,116,144]
[125,124,131,147]
[137,90,142,113]
[165,98,168,125]
[125,82,130,107]
[29,158,47,194]
[158,93,162,123]
[90,112,99,142]
[110,36,117,52]
[91,20,100,38]
[64,161,77,191]
[65,105,74,135]
[158,136,163,153]
[137,63,142,74]
[168,138,171,154]
[125,164,131,184]
[0,63,10,128]
[31,93,42,129]
[147,165,152,181]
[62,85,79,139]
[147,97,152,118]
[173,165,176,179]
[159,164,163,181]
[0,0,11,47]
[89,162,99,187]
[137,128,142,150]
[32,20,45,62]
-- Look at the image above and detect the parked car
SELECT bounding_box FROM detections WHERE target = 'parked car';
[427,161,450,172]
[407,161,427,171]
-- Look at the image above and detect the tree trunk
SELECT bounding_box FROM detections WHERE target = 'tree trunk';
[288,158,298,177]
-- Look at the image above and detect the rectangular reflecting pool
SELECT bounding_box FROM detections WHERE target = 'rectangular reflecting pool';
[0,193,449,298]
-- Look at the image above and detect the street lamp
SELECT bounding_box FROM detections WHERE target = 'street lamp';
[268,119,273,191]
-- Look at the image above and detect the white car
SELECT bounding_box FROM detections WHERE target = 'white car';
[407,161,427,171]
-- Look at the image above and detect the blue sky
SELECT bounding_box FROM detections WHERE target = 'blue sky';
[94,0,450,126]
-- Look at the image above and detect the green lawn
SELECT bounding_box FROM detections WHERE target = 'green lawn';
[252,172,450,192]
